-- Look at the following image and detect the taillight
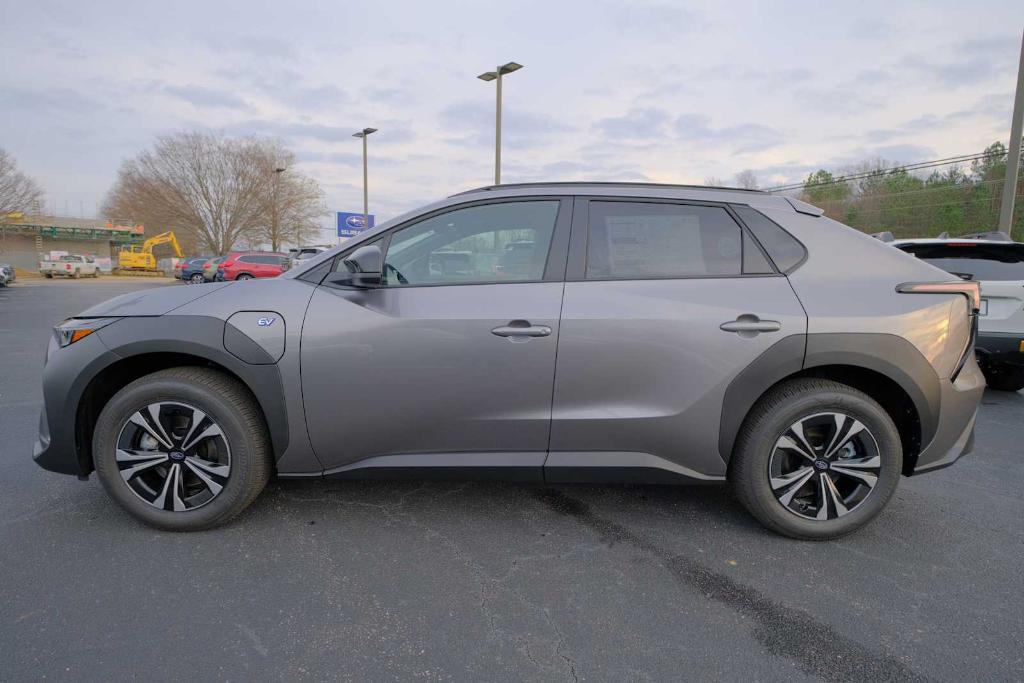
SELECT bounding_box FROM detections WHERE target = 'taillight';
[222,260,234,268]
[897,280,980,380]
[896,280,981,312]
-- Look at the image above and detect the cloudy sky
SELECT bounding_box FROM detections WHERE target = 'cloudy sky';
[1,0,1021,240]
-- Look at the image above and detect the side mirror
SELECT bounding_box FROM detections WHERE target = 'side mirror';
[325,245,383,288]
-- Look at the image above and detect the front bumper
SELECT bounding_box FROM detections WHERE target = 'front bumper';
[32,332,119,476]
[911,354,985,474]
[976,332,1024,367]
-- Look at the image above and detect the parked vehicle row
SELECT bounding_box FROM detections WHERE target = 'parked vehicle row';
[176,252,291,283]
[34,182,984,540]
[0,262,13,286]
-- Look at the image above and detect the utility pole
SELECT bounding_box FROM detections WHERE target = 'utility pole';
[999,28,1024,239]
[477,62,523,185]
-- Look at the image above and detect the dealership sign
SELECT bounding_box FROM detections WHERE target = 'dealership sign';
[337,212,375,237]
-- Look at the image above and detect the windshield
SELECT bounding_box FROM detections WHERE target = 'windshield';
[898,243,1024,281]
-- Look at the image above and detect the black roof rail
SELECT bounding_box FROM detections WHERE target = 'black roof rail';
[449,181,769,197]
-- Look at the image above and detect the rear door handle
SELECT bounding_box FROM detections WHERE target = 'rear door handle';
[720,315,781,337]
[491,320,552,339]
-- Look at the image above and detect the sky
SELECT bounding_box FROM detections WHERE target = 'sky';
[1,0,1021,242]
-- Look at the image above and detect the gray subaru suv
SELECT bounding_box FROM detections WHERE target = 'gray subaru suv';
[33,183,984,539]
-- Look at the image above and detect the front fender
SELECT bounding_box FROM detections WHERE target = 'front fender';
[94,316,290,459]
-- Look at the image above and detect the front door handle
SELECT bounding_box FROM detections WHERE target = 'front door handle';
[491,320,552,339]
[720,314,782,338]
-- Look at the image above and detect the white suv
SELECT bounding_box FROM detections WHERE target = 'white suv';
[894,234,1024,391]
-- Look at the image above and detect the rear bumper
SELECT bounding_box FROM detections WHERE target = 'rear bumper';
[911,355,985,475]
[976,332,1024,367]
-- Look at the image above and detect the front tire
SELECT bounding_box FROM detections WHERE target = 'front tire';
[93,367,272,531]
[730,378,902,540]
[190,273,204,284]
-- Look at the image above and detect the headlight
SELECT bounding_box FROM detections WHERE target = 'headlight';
[54,317,120,348]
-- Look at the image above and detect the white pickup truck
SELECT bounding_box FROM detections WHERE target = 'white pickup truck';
[39,254,100,279]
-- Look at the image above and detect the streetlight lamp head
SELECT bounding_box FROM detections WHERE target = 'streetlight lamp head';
[498,61,523,74]
[352,127,378,138]
[477,71,498,82]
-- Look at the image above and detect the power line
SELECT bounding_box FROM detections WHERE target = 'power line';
[809,178,1007,203]
[816,193,1024,214]
[766,149,1010,193]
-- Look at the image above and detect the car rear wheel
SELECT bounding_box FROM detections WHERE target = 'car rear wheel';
[730,378,902,540]
[93,367,272,531]
[189,273,204,284]
[235,273,254,280]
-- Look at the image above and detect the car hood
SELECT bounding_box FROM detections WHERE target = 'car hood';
[76,282,234,317]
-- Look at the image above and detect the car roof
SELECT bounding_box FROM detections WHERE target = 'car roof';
[448,182,823,216]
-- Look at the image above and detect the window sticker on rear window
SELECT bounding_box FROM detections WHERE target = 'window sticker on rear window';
[605,214,708,276]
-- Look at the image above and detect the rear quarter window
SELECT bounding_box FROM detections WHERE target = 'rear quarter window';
[733,206,807,273]
[897,243,1024,281]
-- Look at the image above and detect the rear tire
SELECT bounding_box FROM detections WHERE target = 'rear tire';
[93,367,272,531]
[236,273,254,280]
[730,378,902,540]
[981,363,1024,392]
[190,273,204,284]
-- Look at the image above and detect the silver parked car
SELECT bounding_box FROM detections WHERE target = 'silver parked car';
[33,183,984,539]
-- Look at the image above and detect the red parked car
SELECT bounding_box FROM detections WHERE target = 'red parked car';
[216,252,290,281]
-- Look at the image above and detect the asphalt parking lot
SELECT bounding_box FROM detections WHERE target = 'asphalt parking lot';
[1,279,1021,682]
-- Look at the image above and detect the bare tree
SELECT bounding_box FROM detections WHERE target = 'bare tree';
[102,132,326,254]
[734,169,760,190]
[0,148,45,215]
[253,144,327,251]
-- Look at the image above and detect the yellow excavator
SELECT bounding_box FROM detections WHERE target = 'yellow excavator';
[116,231,184,275]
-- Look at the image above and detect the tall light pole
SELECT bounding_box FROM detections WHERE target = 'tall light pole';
[477,61,523,185]
[352,127,377,233]
[272,164,285,251]
[999,29,1024,239]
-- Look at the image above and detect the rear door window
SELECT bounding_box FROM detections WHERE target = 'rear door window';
[585,201,743,279]
[897,243,1024,281]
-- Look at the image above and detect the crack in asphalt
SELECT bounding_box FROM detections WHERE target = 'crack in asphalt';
[534,489,926,683]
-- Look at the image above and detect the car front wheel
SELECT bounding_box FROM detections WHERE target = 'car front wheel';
[189,273,204,284]
[730,378,902,540]
[93,367,272,531]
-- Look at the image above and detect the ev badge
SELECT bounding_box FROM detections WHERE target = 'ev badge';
[257,316,276,327]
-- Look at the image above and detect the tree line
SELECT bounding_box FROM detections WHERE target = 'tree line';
[796,141,1024,239]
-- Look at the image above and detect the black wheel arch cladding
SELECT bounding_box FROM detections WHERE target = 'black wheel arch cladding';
[720,332,939,463]
[91,315,289,462]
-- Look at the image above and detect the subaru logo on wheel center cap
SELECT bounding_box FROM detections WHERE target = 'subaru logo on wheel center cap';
[813,459,829,471]
[169,451,186,462]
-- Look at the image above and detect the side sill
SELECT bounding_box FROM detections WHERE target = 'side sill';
[320,452,545,482]
[544,451,726,485]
